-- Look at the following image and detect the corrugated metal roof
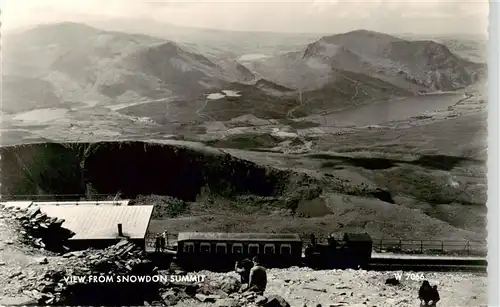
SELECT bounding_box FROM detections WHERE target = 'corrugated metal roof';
[33,200,131,206]
[36,205,154,240]
[178,232,302,242]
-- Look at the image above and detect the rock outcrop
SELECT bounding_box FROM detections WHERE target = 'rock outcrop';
[0,141,295,201]
[155,272,290,307]
[17,240,158,306]
[0,205,75,252]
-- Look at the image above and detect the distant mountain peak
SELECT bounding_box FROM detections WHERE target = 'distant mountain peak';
[26,21,100,34]
[252,28,484,94]
[154,41,183,53]
[344,29,392,36]
[302,40,351,59]
[321,29,403,42]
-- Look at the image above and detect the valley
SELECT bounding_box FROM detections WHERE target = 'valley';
[0,21,488,243]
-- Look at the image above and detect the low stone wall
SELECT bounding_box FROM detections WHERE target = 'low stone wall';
[0,205,74,252]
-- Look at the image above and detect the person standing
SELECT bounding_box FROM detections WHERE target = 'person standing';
[160,235,166,252]
[310,233,317,246]
[163,231,169,247]
[154,235,160,253]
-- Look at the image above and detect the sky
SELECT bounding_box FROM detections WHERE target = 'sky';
[0,0,490,36]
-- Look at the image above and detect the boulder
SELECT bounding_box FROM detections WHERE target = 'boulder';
[0,295,38,306]
[256,295,268,305]
[215,298,241,307]
[195,293,218,303]
[15,240,155,305]
[220,276,241,294]
[161,290,179,306]
[264,295,291,307]
[9,271,23,279]
[13,208,75,252]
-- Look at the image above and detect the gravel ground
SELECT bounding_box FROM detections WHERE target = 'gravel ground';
[264,268,486,307]
[182,268,487,307]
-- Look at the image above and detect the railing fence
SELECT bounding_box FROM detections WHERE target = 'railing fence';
[371,238,486,256]
[0,194,122,202]
[146,233,179,251]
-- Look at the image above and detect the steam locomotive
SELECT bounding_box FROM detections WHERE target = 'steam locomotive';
[174,231,373,271]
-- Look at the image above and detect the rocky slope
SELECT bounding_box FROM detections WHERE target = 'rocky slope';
[2,22,262,114]
[398,34,488,63]
[0,138,487,242]
[4,24,485,122]
[0,141,306,201]
[252,30,485,93]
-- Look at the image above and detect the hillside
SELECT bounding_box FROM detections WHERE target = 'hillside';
[3,24,486,127]
[398,33,488,63]
[0,23,411,125]
[1,22,261,114]
[0,139,487,242]
[252,29,485,93]
[5,24,486,122]
[117,81,299,126]
[0,23,487,244]
[86,17,322,59]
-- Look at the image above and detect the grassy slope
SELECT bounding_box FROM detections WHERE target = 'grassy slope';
[146,112,487,243]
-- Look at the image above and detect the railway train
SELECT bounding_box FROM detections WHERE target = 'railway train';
[173,231,373,271]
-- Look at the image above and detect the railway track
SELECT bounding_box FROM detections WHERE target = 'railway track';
[367,256,487,273]
[148,247,487,273]
[367,263,487,273]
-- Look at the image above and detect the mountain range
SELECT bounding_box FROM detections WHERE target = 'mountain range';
[2,22,486,123]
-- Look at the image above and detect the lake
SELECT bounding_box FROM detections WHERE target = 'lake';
[314,93,465,127]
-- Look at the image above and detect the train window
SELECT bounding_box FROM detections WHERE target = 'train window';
[248,243,259,255]
[264,244,275,254]
[232,243,243,254]
[280,244,292,255]
[183,242,195,253]
[216,243,227,254]
[200,243,211,253]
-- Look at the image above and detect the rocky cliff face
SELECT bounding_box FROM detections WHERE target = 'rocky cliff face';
[255,29,485,94]
[2,22,265,113]
[0,141,298,201]
[384,40,485,91]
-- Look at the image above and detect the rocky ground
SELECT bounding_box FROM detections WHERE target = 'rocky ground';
[0,204,488,307]
[177,268,487,307]
[264,268,486,307]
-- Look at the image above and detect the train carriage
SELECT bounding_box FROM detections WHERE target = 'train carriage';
[176,232,303,271]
